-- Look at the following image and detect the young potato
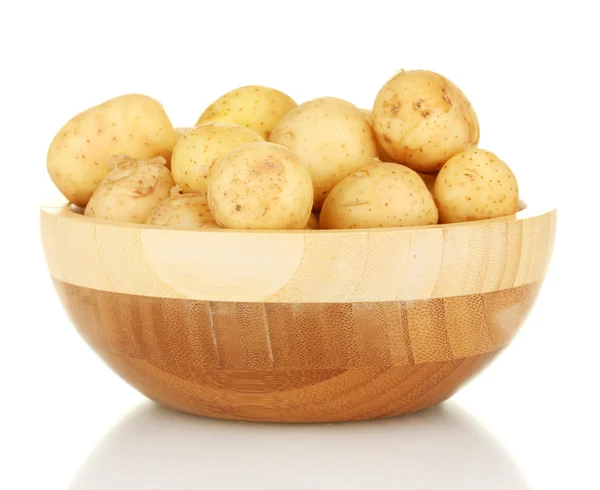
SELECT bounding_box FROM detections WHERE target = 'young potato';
[305,213,319,230]
[270,97,378,209]
[434,148,519,224]
[320,160,438,229]
[175,127,193,141]
[417,171,437,194]
[373,70,479,173]
[196,86,297,140]
[360,108,395,162]
[85,155,175,224]
[47,94,177,207]
[146,190,218,229]
[207,142,313,230]
[171,123,263,193]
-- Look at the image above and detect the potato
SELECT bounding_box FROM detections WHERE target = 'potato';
[146,190,218,229]
[270,97,378,209]
[175,127,193,141]
[196,86,296,140]
[434,148,519,224]
[360,108,395,162]
[320,160,438,229]
[85,154,174,224]
[47,94,177,207]
[417,171,437,194]
[372,70,479,173]
[305,213,319,230]
[207,142,313,230]
[171,123,263,193]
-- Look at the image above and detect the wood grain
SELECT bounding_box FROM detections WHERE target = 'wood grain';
[40,203,556,303]
[41,201,555,421]
[53,280,539,422]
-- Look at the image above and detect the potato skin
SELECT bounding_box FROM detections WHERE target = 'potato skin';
[197,86,296,140]
[207,142,313,230]
[171,123,262,193]
[47,94,177,207]
[270,97,378,209]
[305,213,319,230]
[434,148,519,223]
[85,155,174,224]
[360,109,395,163]
[320,161,438,229]
[373,70,479,173]
[417,171,437,194]
[146,191,218,229]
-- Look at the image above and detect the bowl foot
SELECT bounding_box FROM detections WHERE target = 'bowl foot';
[103,351,500,423]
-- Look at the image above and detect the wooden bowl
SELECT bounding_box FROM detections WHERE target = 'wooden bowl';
[40,202,556,422]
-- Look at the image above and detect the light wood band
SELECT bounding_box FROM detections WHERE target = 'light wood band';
[41,202,556,303]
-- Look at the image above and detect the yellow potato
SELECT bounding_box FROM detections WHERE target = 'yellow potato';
[171,123,263,193]
[47,94,177,207]
[305,213,319,230]
[175,127,193,141]
[320,160,438,229]
[146,190,218,229]
[85,154,174,224]
[373,70,479,173]
[434,148,519,223]
[207,142,313,230]
[197,86,296,139]
[417,171,437,194]
[270,97,378,209]
[360,108,395,162]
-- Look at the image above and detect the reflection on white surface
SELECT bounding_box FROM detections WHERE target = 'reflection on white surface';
[70,401,528,490]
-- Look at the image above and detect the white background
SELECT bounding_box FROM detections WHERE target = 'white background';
[1,1,599,489]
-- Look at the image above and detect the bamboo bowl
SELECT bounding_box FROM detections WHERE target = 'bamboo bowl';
[41,202,556,423]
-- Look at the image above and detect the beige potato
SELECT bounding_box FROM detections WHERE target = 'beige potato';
[207,142,313,230]
[434,148,519,223]
[197,86,296,139]
[360,108,395,162]
[47,94,177,207]
[417,171,437,194]
[146,190,218,229]
[270,97,378,209]
[85,155,174,224]
[305,213,319,230]
[372,70,479,173]
[320,161,438,229]
[175,127,193,141]
[171,123,263,193]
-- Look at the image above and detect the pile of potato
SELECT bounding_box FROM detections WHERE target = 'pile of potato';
[47,70,519,230]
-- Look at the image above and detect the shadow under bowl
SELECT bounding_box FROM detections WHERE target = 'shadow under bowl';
[40,202,556,422]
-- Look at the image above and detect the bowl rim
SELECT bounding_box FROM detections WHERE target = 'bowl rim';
[40,198,555,235]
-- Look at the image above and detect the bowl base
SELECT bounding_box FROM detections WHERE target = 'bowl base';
[54,278,537,423]
[138,351,499,423]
